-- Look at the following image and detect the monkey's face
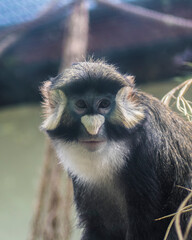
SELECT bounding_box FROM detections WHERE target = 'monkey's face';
[42,83,119,152]
[41,61,144,152]
[66,91,114,152]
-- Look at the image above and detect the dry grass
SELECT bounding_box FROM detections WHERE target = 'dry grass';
[160,79,192,239]
[156,187,192,240]
[162,79,192,121]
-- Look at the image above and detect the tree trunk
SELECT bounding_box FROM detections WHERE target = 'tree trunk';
[28,1,89,239]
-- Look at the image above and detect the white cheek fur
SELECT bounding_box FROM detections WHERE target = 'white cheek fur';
[52,140,128,183]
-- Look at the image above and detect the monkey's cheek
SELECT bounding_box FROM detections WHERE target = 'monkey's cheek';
[80,141,107,152]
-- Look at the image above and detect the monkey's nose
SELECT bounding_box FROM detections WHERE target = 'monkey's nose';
[81,114,105,135]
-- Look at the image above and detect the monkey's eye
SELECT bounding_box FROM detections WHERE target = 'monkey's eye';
[75,99,87,109]
[98,99,111,109]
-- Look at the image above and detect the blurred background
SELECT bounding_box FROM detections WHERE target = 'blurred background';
[0,0,192,239]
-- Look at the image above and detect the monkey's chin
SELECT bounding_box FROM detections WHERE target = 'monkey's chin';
[79,140,107,152]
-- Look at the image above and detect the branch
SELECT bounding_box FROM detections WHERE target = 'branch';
[97,0,192,29]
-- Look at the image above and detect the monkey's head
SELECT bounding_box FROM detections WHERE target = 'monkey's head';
[41,60,145,181]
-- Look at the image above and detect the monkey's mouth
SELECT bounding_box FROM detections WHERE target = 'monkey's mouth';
[79,140,107,152]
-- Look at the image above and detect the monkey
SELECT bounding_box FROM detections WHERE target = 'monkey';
[40,59,192,240]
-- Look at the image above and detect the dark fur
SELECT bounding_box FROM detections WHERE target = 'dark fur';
[73,93,192,240]
[41,61,192,240]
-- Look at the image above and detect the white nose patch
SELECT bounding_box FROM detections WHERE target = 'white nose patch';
[81,114,105,135]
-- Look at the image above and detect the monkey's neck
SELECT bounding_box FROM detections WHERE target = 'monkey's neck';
[53,139,128,184]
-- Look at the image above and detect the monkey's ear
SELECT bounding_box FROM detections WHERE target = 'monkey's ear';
[40,81,67,131]
[124,75,135,87]
[110,86,144,129]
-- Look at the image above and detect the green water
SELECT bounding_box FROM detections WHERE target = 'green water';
[0,79,190,240]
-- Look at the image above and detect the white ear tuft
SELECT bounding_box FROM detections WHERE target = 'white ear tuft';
[110,87,144,129]
[41,89,67,130]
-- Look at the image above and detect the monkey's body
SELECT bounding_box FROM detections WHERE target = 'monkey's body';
[41,60,192,240]
[72,92,192,240]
